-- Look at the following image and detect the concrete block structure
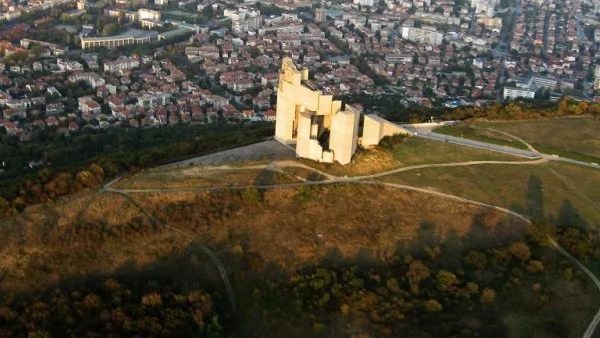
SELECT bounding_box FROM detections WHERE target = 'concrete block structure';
[275,58,405,165]
[361,114,410,148]
[275,57,360,165]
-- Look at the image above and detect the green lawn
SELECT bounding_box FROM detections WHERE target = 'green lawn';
[378,161,600,227]
[390,136,523,165]
[478,118,600,159]
[434,124,530,150]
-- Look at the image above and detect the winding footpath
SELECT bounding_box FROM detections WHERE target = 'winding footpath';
[548,237,600,338]
[101,157,600,337]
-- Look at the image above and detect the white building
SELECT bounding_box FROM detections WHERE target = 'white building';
[224,7,261,33]
[137,92,170,109]
[401,26,443,45]
[78,96,102,114]
[137,8,161,21]
[103,56,140,73]
[68,72,106,88]
[353,0,375,6]
[503,87,536,100]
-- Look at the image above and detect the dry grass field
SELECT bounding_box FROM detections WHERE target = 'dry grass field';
[0,182,525,293]
[128,184,527,269]
[114,167,301,189]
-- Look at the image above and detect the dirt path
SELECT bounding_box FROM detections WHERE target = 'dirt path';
[109,191,237,313]
[481,126,540,153]
[547,237,600,338]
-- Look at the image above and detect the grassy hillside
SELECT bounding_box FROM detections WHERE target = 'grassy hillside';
[481,118,600,158]
[379,161,600,226]
[434,118,600,162]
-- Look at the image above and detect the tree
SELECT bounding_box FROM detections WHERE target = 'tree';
[386,278,401,294]
[423,299,443,312]
[30,44,43,60]
[407,259,430,293]
[464,251,487,270]
[508,242,531,261]
[588,103,600,118]
[480,288,496,304]
[102,23,119,37]
[528,220,557,244]
[563,268,573,281]
[436,270,458,291]
[558,97,569,114]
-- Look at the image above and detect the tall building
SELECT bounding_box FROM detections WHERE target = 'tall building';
[595,65,600,90]
[315,8,326,22]
[224,7,261,33]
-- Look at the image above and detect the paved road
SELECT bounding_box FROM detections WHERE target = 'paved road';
[545,156,600,170]
[405,124,600,170]
[415,130,543,159]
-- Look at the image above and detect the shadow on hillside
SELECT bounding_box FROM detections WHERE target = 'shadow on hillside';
[510,174,590,228]
[0,202,592,338]
[253,168,275,186]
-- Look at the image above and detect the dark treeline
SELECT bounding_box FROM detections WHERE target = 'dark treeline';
[0,123,274,216]
[341,95,599,123]
[0,274,224,337]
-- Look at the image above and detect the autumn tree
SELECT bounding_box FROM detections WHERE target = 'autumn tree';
[509,242,531,261]
[480,288,496,304]
[423,299,443,312]
[464,251,487,270]
[436,270,459,292]
[407,259,430,293]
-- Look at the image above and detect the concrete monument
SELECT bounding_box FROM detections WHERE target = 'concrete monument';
[275,57,408,165]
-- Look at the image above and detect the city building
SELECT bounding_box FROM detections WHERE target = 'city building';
[137,8,161,21]
[353,0,375,7]
[315,8,326,22]
[80,29,158,49]
[103,56,140,73]
[595,65,600,90]
[503,86,536,100]
[137,92,171,109]
[401,26,444,45]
